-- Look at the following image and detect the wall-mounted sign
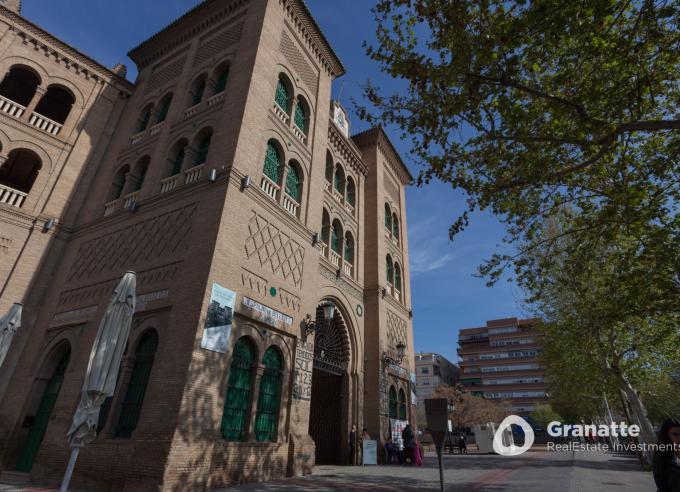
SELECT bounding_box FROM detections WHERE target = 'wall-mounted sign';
[293,341,314,400]
[242,297,292,326]
[200,283,236,354]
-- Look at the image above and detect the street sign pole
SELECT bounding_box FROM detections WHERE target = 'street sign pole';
[425,398,449,492]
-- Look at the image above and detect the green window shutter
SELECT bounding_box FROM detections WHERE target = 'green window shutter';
[263,143,281,182]
[133,164,147,192]
[275,79,289,111]
[386,256,393,284]
[398,390,407,420]
[255,347,283,442]
[156,97,171,123]
[192,80,206,106]
[222,338,256,441]
[394,265,402,291]
[346,181,355,206]
[393,216,400,239]
[333,171,343,193]
[195,135,211,166]
[16,349,70,472]
[388,387,398,419]
[214,69,229,94]
[344,235,354,263]
[114,331,158,438]
[171,147,185,176]
[284,164,301,201]
[137,108,151,133]
[385,204,392,230]
[331,224,341,253]
[293,101,305,132]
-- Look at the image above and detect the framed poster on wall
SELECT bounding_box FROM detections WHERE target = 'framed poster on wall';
[200,283,236,353]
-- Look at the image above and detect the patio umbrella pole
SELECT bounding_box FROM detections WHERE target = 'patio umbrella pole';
[60,447,79,492]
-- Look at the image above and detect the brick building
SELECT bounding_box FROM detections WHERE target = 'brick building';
[414,352,459,404]
[457,318,547,415]
[0,1,416,490]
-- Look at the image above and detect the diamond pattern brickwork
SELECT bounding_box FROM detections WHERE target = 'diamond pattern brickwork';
[386,308,408,358]
[244,212,304,288]
[280,30,318,95]
[66,204,196,283]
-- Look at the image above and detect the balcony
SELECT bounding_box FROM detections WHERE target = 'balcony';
[332,189,343,204]
[330,249,341,267]
[272,103,290,125]
[160,174,180,194]
[122,190,139,210]
[292,125,307,145]
[344,201,355,215]
[0,183,27,208]
[148,121,164,136]
[184,164,204,185]
[319,242,327,257]
[28,112,62,135]
[260,175,280,201]
[184,103,201,118]
[206,92,224,108]
[0,94,25,118]
[393,288,402,302]
[342,262,353,277]
[103,198,121,217]
[282,194,299,217]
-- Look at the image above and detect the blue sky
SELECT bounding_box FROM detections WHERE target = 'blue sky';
[24,0,526,363]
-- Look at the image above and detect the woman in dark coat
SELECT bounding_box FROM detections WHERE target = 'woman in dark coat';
[402,424,414,464]
[653,418,680,492]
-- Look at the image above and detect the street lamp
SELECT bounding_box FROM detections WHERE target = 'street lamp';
[383,341,406,367]
[302,301,335,342]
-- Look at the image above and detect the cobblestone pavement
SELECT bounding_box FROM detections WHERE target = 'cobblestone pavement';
[0,449,654,491]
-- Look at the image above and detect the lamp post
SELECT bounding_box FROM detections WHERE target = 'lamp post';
[302,301,335,342]
[382,341,406,367]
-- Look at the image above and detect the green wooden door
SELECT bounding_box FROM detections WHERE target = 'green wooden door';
[16,349,70,472]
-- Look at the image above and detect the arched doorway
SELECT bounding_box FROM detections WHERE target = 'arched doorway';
[15,344,71,472]
[308,301,350,465]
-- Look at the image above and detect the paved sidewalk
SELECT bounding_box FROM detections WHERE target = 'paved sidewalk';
[0,449,654,491]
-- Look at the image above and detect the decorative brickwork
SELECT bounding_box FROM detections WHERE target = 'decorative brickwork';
[0,236,10,254]
[66,205,196,283]
[194,21,244,66]
[244,212,304,288]
[386,309,408,358]
[146,55,187,93]
[280,30,318,95]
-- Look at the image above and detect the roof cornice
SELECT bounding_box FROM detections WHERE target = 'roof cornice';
[328,119,368,177]
[352,127,414,185]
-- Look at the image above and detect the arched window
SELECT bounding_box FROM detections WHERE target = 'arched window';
[0,149,42,194]
[254,346,283,442]
[222,337,256,441]
[263,141,282,183]
[213,63,229,94]
[321,208,330,245]
[392,214,400,239]
[108,165,130,201]
[34,85,75,125]
[169,139,187,176]
[398,388,407,420]
[156,93,173,124]
[346,177,356,207]
[285,161,301,202]
[189,75,207,107]
[193,129,212,166]
[331,220,343,254]
[394,263,402,294]
[114,330,158,438]
[344,232,354,265]
[388,386,398,419]
[135,104,153,134]
[334,165,345,194]
[386,255,394,284]
[325,152,333,183]
[385,203,392,230]
[0,65,40,107]
[131,156,149,192]
[274,76,290,112]
[16,345,70,472]
[293,96,308,134]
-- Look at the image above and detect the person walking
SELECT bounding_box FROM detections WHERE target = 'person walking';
[458,433,467,454]
[402,424,414,465]
[654,418,680,492]
[348,424,357,466]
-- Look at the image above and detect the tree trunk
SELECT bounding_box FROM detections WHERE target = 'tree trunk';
[613,371,655,468]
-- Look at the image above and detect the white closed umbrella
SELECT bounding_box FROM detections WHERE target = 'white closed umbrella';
[60,272,136,492]
[0,302,22,370]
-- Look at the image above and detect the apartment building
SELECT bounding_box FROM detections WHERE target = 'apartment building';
[414,352,459,403]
